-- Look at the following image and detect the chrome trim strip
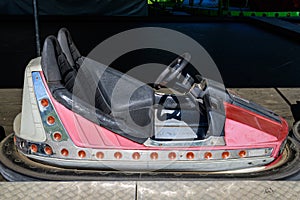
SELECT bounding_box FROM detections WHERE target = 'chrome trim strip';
[32,72,69,142]
[144,136,225,147]
[27,153,273,172]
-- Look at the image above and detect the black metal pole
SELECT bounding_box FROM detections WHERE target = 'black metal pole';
[33,0,41,56]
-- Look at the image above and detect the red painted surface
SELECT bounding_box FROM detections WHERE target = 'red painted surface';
[224,102,288,156]
[41,72,288,155]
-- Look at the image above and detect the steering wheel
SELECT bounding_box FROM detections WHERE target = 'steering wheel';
[154,53,191,89]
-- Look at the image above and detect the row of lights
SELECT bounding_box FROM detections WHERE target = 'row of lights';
[41,98,65,143]
[51,149,247,160]
[226,12,296,17]
[42,98,61,155]
[41,98,64,142]
[30,144,53,155]
[28,137,247,160]
[41,98,57,126]
[28,98,61,156]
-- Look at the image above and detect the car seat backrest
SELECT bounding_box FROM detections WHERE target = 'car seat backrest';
[41,35,77,92]
[57,28,82,70]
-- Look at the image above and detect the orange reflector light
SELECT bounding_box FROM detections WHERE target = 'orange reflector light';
[30,144,38,153]
[61,148,69,156]
[47,116,55,125]
[114,152,122,159]
[222,151,230,159]
[186,152,194,160]
[239,150,247,158]
[132,152,141,160]
[168,152,176,160]
[53,132,62,141]
[44,146,53,155]
[204,152,212,159]
[78,150,86,158]
[41,98,49,107]
[96,152,104,159]
[150,152,158,160]
[13,136,17,144]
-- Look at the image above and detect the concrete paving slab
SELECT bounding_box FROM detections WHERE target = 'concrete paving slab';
[0,181,136,200]
[137,181,300,200]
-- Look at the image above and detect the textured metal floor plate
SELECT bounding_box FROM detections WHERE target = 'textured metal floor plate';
[0,181,299,199]
[138,181,300,200]
[0,182,136,200]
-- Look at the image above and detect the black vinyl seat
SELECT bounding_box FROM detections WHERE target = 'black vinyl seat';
[56,28,154,119]
[57,28,83,70]
[41,34,154,143]
[41,35,77,92]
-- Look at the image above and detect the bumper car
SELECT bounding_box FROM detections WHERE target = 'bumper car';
[1,28,300,181]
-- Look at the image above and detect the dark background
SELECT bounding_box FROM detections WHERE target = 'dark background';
[1,15,300,88]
